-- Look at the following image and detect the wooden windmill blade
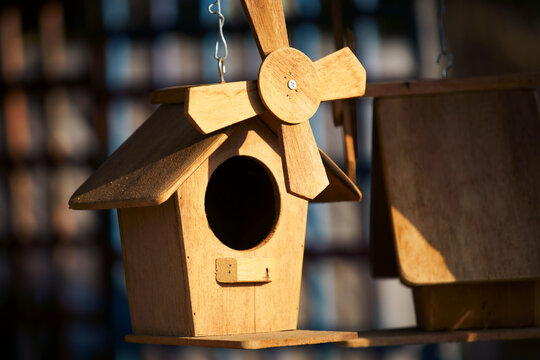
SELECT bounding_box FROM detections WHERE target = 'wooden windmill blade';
[240,0,329,200]
[173,0,366,200]
[185,81,265,134]
[240,0,289,57]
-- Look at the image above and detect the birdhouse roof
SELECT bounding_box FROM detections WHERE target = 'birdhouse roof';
[69,104,361,210]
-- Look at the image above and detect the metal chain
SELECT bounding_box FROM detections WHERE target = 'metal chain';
[436,0,454,79]
[208,0,228,83]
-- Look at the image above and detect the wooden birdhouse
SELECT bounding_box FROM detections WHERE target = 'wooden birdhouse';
[70,0,366,347]
[69,104,361,339]
[369,75,540,332]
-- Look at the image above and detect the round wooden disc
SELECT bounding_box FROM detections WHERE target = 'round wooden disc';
[258,48,320,125]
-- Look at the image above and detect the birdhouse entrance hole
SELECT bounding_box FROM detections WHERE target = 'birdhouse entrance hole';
[205,156,280,250]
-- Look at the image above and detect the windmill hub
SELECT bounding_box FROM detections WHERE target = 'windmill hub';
[287,80,297,90]
[258,47,321,125]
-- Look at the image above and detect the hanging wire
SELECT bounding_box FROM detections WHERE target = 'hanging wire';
[208,0,228,83]
[436,0,454,79]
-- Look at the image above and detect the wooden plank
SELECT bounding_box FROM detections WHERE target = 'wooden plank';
[215,258,274,284]
[240,0,289,58]
[365,73,540,98]
[344,29,360,171]
[185,81,266,134]
[150,85,192,104]
[126,330,358,349]
[69,104,231,210]
[177,119,308,335]
[414,281,539,331]
[314,47,366,102]
[376,89,540,284]
[118,194,194,336]
[278,121,329,200]
[342,327,540,348]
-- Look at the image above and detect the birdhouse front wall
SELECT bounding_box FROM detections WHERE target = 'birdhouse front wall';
[178,119,308,336]
[118,119,309,337]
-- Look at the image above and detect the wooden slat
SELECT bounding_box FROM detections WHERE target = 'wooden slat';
[240,0,289,58]
[278,121,329,200]
[342,100,357,181]
[344,30,359,169]
[329,3,359,177]
[185,81,265,134]
[342,327,540,348]
[177,119,308,335]
[69,104,231,210]
[314,47,366,102]
[126,330,357,349]
[365,73,540,98]
[375,89,540,284]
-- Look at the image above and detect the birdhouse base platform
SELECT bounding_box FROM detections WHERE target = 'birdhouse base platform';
[125,330,358,349]
[341,327,540,348]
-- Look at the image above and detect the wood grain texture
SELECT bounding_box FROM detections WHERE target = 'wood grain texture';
[178,119,308,335]
[150,85,192,104]
[259,113,361,203]
[258,47,320,125]
[69,104,231,210]
[216,257,273,284]
[240,0,289,58]
[185,81,265,134]
[313,149,361,203]
[375,89,540,284]
[365,73,540,98]
[314,47,366,102]
[126,330,358,349]
[342,327,540,348]
[278,121,329,200]
[118,194,194,336]
[413,281,540,331]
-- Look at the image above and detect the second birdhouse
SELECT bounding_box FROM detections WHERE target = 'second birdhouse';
[369,75,540,332]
